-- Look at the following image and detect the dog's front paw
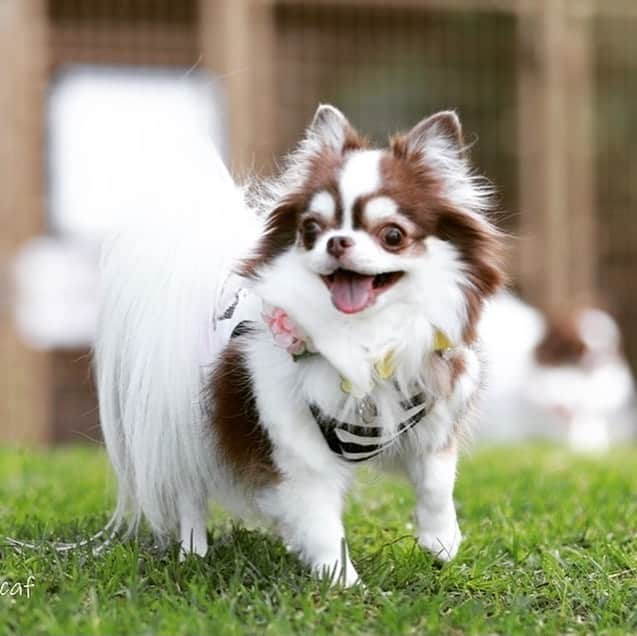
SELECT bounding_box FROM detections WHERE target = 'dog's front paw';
[418,520,462,562]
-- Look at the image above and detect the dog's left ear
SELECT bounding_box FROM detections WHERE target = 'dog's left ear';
[403,110,465,158]
[307,104,352,152]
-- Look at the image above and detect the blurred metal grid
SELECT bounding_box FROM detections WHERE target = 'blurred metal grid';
[594,14,637,370]
[274,4,519,231]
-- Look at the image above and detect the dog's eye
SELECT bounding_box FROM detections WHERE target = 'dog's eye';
[379,225,405,249]
[300,219,323,249]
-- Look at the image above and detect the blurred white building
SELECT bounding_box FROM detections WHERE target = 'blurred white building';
[14,66,225,349]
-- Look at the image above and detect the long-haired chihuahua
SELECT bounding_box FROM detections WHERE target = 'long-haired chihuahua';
[96,105,504,585]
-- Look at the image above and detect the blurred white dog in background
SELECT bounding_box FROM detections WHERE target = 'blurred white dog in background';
[478,292,636,452]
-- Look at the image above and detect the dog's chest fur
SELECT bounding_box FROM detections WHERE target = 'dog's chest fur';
[208,309,480,486]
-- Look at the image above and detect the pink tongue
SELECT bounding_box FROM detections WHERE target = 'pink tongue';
[330,271,375,314]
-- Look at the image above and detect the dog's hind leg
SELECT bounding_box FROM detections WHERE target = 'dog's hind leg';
[178,499,208,559]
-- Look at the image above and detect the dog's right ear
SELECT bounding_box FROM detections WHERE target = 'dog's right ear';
[307,104,352,152]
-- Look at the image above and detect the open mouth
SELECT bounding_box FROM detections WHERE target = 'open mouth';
[321,269,404,314]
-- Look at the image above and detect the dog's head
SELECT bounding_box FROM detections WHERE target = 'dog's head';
[244,105,504,388]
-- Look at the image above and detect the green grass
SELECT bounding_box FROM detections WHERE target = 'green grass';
[0,445,635,635]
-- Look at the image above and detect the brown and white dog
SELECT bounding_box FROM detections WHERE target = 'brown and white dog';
[478,292,635,451]
[96,105,504,585]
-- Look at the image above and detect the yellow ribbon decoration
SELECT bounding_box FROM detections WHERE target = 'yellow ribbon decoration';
[339,329,453,395]
[433,329,453,353]
[374,350,395,380]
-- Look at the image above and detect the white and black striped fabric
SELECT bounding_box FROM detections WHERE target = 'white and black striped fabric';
[309,394,431,463]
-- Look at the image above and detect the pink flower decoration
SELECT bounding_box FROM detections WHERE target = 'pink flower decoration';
[262,304,313,357]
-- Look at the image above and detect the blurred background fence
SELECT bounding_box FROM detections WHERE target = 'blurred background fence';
[0,0,636,444]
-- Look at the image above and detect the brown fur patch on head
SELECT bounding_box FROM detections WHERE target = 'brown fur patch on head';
[241,130,367,278]
[535,313,588,366]
[381,139,505,343]
[207,334,280,486]
[240,200,301,279]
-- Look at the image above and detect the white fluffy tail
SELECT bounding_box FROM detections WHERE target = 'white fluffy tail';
[95,147,261,540]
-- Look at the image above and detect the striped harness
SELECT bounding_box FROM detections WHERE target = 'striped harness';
[308,390,432,463]
[228,316,434,464]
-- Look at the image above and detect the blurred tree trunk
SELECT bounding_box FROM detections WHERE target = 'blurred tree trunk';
[517,0,595,307]
[0,0,51,445]
[199,0,278,177]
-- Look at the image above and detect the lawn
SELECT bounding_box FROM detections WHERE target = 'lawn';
[0,444,635,635]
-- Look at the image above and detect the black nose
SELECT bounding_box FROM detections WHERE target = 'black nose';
[327,235,354,258]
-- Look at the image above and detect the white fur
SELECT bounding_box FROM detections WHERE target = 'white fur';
[339,150,383,228]
[407,445,461,561]
[308,190,336,223]
[96,148,263,545]
[96,106,496,583]
[363,196,399,225]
